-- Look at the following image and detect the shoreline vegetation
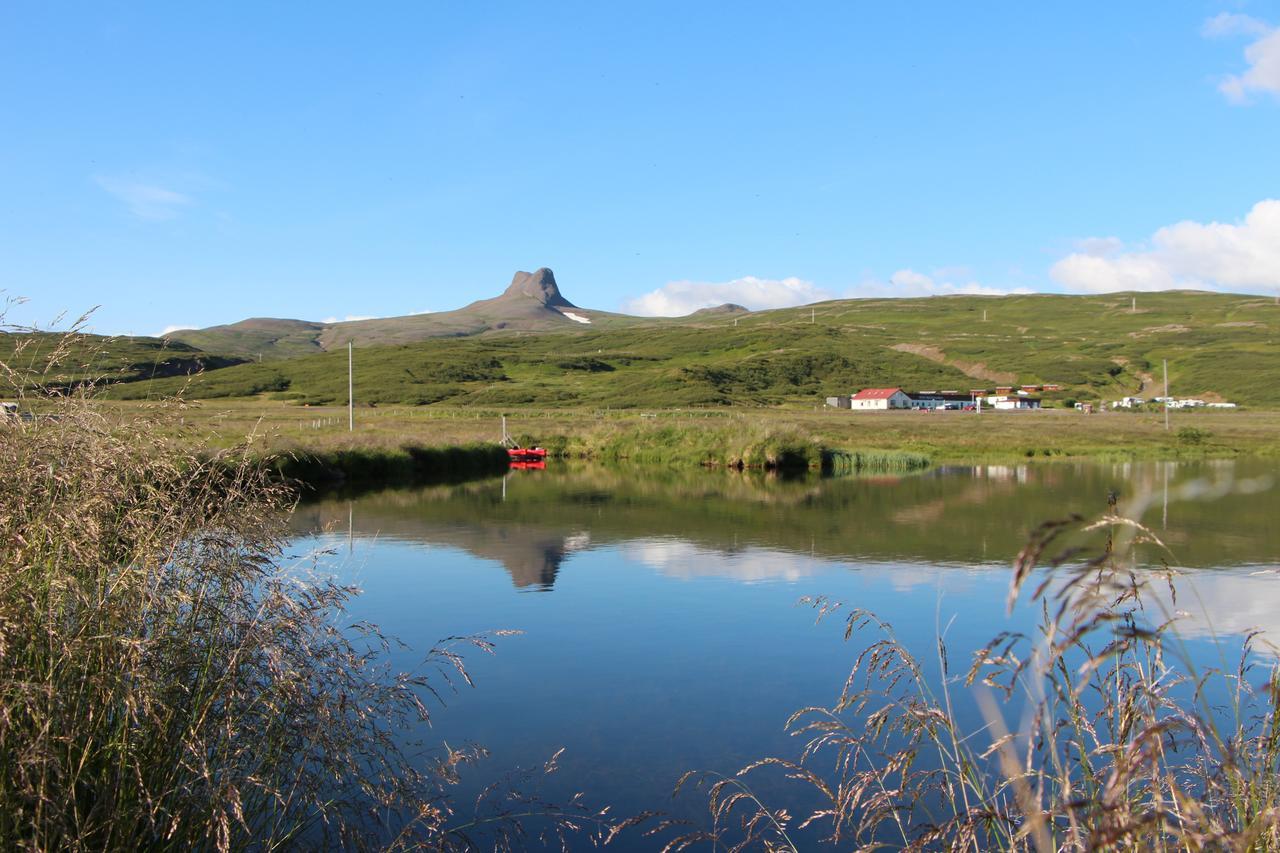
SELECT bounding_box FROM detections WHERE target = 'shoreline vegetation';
[90,400,1280,492]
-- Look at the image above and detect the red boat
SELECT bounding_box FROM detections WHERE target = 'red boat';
[501,416,548,465]
[506,446,547,463]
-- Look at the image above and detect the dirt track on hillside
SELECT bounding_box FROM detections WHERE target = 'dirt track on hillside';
[890,343,1017,384]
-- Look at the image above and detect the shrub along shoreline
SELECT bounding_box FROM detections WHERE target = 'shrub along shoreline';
[262,434,933,493]
[267,442,512,491]
[223,403,1279,493]
[130,400,1279,477]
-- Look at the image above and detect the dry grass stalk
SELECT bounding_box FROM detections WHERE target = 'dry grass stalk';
[668,490,1280,850]
[0,317,617,850]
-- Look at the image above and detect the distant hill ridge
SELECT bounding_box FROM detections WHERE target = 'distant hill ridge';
[164,267,637,359]
[691,303,749,316]
[97,288,1280,409]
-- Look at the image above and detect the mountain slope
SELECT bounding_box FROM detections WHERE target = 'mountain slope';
[165,268,647,358]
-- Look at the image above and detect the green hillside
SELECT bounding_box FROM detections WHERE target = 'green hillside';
[102,290,1280,408]
[0,332,245,391]
[162,318,325,360]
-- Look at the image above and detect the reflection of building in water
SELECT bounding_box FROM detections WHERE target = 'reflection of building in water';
[973,465,1029,483]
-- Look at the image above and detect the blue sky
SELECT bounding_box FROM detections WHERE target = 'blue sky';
[2,2,1279,335]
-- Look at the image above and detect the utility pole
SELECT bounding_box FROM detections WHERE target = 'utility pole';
[348,342,354,432]
[811,308,815,324]
[1163,358,1169,432]
[1132,296,1136,314]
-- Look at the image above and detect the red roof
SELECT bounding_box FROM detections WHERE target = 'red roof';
[852,387,905,400]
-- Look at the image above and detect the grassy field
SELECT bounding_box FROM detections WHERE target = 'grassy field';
[88,290,1280,410]
[114,399,1280,466]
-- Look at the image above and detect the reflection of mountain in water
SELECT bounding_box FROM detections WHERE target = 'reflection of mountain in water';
[291,502,586,591]
[467,528,570,589]
[290,460,1278,591]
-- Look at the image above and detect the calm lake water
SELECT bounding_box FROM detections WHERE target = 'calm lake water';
[288,459,1278,847]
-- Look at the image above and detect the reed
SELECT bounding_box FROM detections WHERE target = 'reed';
[666,491,1280,850]
[0,321,609,849]
[541,421,908,474]
[821,448,932,474]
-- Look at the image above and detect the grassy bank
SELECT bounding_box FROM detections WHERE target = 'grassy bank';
[101,399,1280,470]
[267,442,510,491]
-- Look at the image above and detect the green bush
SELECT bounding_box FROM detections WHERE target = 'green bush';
[1176,425,1212,445]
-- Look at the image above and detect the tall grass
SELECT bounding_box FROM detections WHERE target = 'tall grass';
[557,422,827,470]
[0,323,613,849]
[821,447,931,474]
[536,420,925,474]
[668,493,1280,850]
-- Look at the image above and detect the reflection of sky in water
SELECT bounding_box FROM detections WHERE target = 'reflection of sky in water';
[608,537,1280,646]
[288,460,1280,848]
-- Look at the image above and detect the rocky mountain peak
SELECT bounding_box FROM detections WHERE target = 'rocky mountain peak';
[502,268,575,308]
[692,303,749,316]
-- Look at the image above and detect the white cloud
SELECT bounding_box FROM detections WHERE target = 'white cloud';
[850,269,1030,299]
[94,176,193,220]
[157,324,195,336]
[618,539,830,583]
[1204,14,1280,102]
[622,275,833,316]
[1202,12,1270,38]
[1050,199,1280,293]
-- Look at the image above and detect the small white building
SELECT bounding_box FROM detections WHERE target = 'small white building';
[850,388,912,410]
[987,394,1041,410]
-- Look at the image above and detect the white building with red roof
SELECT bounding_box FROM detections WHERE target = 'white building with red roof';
[850,387,912,410]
